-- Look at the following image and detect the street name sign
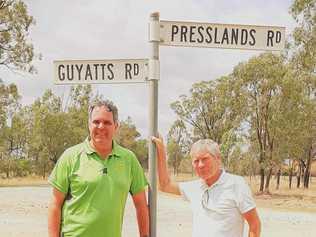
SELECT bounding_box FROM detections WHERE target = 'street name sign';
[160,20,285,51]
[54,59,149,84]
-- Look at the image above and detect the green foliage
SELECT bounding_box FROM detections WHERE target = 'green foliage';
[231,53,295,191]
[0,83,20,128]
[0,0,37,73]
[290,0,316,188]
[167,138,182,175]
[171,79,241,143]
[290,0,316,73]
[166,120,191,174]
[226,145,259,176]
[66,85,93,145]
[116,116,148,167]
[14,159,31,177]
[170,77,243,166]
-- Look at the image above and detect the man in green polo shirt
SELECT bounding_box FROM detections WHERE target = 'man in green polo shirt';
[48,100,149,237]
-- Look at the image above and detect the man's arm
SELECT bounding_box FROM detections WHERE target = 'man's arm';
[132,190,149,237]
[243,208,261,237]
[152,136,181,195]
[48,188,66,237]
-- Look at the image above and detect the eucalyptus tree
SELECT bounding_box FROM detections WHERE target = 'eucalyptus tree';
[166,120,191,175]
[0,0,37,73]
[27,89,67,178]
[115,116,148,168]
[170,77,242,165]
[0,83,20,177]
[231,53,289,192]
[65,85,94,145]
[290,0,316,188]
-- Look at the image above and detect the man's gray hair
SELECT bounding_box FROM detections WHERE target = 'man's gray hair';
[190,139,221,158]
[88,99,118,123]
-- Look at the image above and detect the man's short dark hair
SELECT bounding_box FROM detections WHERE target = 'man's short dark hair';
[88,99,118,123]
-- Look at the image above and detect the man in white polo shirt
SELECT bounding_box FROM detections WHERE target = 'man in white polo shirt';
[152,137,261,237]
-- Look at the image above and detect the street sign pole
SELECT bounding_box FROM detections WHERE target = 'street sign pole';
[148,12,160,237]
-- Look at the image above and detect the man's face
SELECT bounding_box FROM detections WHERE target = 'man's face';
[192,151,221,181]
[88,106,118,147]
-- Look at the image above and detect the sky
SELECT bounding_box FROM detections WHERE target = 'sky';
[0,0,296,139]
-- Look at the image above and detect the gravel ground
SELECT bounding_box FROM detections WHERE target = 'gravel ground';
[0,186,316,237]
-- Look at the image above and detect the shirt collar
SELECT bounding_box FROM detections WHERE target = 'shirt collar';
[199,169,227,191]
[83,137,121,158]
[109,140,121,158]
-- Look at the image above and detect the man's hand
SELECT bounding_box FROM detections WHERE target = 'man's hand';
[152,135,181,195]
[151,135,165,155]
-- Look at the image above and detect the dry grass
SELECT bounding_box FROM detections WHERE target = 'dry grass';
[247,175,316,213]
[2,173,316,213]
[0,176,48,187]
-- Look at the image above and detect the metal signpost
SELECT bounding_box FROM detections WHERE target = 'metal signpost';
[148,12,160,237]
[54,12,285,237]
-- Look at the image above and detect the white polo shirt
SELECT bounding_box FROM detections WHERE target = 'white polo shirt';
[179,170,256,237]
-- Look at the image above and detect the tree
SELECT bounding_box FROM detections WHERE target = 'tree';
[115,116,148,168]
[66,85,94,145]
[166,120,191,175]
[231,53,289,193]
[170,77,242,164]
[0,0,37,73]
[290,0,316,188]
[26,86,97,176]
[290,0,316,74]
[0,83,20,177]
[0,83,20,128]
[27,90,62,167]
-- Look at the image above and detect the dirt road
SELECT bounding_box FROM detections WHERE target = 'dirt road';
[1,186,315,237]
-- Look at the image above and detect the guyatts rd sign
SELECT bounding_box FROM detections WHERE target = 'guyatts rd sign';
[54,59,149,84]
[160,20,285,51]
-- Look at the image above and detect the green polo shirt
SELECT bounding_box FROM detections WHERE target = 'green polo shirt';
[48,139,148,237]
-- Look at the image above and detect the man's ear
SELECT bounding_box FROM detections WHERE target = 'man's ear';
[115,122,119,130]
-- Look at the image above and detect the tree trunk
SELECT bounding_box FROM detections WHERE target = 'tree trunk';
[42,164,46,179]
[276,169,281,190]
[259,168,265,192]
[289,168,293,189]
[174,154,177,175]
[6,159,11,178]
[304,147,312,188]
[264,168,272,193]
[297,163,302,188]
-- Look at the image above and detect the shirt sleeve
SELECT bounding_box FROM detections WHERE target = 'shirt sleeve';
[236,177,256,214]
[48,150,72,194]
[179,181,192,202]
[129,153,148,195]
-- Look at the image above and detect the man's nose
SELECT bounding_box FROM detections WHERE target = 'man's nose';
[98,122,106,129]
[198,160,204,168]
